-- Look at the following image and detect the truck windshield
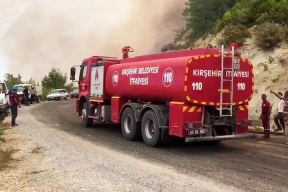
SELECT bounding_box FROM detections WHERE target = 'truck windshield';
[14,86,23,92]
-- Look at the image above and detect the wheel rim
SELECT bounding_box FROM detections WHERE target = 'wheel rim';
[144,118,155,139]
[82,107,86,123]
[124,115,132,133]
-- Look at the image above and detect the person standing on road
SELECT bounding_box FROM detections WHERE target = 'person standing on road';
[9,86,21,127]
[270,90,288,133]
[260,94,271,139]
[23,86,30,106]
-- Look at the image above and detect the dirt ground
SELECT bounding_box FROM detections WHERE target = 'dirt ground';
[0,100,288,192]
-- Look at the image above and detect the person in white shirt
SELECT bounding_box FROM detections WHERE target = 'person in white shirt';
[270,90,288,132]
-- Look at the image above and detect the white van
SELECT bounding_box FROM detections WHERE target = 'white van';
[0,81,9,106]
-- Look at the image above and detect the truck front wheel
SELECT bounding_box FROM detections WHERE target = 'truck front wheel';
[141,110,161,147]
[121,107,141,141]
[82,102,93,127]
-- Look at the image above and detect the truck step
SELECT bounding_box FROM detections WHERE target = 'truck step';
[220,115,233,117]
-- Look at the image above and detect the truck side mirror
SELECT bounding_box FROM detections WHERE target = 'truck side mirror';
[70,67,76,80]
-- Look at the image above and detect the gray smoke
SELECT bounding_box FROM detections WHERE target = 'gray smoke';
[0,0,185,82]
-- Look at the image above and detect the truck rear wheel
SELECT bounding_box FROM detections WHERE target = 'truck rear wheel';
[82,102,93,127]
[141,110,161,147]
[121,107,141,141]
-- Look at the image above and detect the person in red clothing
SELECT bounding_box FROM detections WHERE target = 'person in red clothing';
[9,86,21,127]
[260,94,271,139]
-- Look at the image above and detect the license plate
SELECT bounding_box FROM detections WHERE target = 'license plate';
[188,128,208,135]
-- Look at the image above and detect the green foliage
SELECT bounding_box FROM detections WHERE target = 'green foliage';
[177,0,240,42]
[263,64,268,72]
[268,56,274,63]
[217,24,251,46]
[254,22,284,50]
[41,68,67,89]
[171,0,288,50]
[42,86,53,100]
[64,82,77,93]
[3,73,22,89]
[161,43,187,52]
[282,27,288,43]
[23,78,37,86]
[215,0,288,31]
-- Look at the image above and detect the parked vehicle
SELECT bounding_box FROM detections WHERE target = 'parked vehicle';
[47,89,68,101]
[13,84,42,104]
[0,81,10,124]
[70,43,254,147]
[32,85,42,103]
[70,89,79,98]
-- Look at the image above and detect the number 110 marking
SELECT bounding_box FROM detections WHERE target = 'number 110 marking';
[192,82,202,90]
[237,83,245,90]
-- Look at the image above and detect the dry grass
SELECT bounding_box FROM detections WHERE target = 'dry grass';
[0,116,16,171]
[0,117,10,142]
[31,146,42,154]
[0,149,17,171]
[0,149,16,171]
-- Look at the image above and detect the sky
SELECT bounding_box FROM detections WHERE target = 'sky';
[0,52,6,81]
[0,0,185,82]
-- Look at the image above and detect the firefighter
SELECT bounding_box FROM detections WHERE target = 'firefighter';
[23,86,30,106]
[9,86,21,127]
[260,94,271,139]
[270,90,288,133]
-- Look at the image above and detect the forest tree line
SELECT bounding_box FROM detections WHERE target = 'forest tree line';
[3,67,77,98]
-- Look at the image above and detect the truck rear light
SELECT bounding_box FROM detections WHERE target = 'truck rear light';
[241,119,252,127]
[185,122,202,129]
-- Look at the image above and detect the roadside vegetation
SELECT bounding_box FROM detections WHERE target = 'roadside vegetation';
[162,0,288,51]
[3,67,77,100]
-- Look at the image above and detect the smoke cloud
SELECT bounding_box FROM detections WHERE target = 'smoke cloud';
[0,0,185,82]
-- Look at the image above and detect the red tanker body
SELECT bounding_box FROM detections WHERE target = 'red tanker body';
[70,44,255,147]
[105,49,253,105]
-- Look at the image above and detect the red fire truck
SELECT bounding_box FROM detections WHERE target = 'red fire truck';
[70,43,254,147]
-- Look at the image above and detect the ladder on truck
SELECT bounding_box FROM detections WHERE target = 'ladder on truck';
[219,45,235,117]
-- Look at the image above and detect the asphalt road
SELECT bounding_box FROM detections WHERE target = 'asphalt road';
[34,99,288,192]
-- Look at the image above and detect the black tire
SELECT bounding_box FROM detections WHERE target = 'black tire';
[47,99,50,101]
[141,110,161,147]
[64,97,67,100]
[121,107,141,141]
[36,97,40,103]
[82,102,93,127]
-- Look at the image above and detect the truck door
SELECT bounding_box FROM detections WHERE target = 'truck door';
[79,62,88,95]
[90,64,104,98]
